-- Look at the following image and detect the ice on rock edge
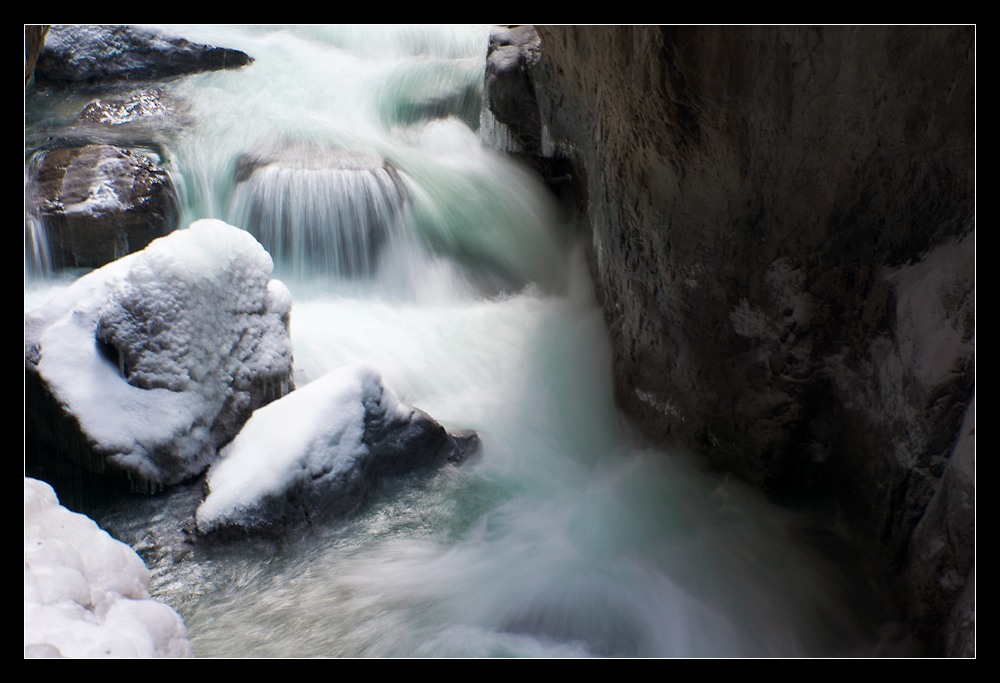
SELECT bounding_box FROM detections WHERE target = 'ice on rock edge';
[24,478,193,658]
[24,219,294,485]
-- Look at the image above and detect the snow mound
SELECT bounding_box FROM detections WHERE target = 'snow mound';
[197,363,475,537]
[25,219,294,485]
[24,478,193,658]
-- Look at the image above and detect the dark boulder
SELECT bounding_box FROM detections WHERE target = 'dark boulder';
[35,25,252,85]
[28,144,178,270]
[483,25,543,155]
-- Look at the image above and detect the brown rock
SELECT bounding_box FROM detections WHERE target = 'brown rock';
[28,145,178,270]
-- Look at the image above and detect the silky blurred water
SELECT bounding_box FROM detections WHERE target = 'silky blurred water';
[24,25,886,657]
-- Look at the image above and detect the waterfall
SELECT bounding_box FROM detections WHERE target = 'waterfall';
[24,25,888,657]
[230,143,411,279]
[24,160,52,280]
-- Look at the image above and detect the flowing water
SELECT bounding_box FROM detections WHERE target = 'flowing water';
[24,25,891,657]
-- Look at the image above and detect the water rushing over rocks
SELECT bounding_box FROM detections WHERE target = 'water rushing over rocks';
[23,25,907,657]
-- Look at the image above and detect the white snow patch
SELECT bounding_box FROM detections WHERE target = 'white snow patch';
[23,478,193,658]
[730,298,776,340]
[196,363,409,533]
[886,230,975,390]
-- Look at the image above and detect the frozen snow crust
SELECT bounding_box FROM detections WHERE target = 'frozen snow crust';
[24,478,193,658]
[25,219,294,486]
[196,363,478,538]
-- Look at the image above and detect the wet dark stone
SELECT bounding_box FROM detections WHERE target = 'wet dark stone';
[36,25,252,85]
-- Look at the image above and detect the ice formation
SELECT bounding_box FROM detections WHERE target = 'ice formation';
[24,478,193,658]
[25,219,294,485]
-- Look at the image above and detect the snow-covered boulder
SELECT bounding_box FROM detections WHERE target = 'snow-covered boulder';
[25,219,294,488]
[24,478,193,658]
[196,363,480,539]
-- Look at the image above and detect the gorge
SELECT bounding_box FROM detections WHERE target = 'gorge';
[25,25,974,657]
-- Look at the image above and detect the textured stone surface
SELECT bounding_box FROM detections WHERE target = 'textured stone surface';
[36,25,252,84]
[28,144,178,270]
[506,26,974,654]
[77,89,170,126]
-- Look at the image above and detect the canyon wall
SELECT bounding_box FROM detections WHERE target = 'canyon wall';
[488,26,975,655]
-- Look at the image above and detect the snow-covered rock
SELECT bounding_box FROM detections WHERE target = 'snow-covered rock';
[24,478,193,658]
[196,363,480,538]
[25,219,294,487]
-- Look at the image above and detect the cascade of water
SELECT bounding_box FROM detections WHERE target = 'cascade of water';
[25,25,888,658]
[230,143,411,279]
[24,162,52,280]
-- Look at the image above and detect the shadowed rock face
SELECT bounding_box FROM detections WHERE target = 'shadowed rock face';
[498,26,974,655]
[28,145,178,270]
[35,25,252,85]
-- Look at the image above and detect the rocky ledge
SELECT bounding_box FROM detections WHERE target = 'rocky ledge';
[35,25,252,85]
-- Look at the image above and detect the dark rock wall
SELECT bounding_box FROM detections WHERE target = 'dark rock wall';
[516,26,974,654]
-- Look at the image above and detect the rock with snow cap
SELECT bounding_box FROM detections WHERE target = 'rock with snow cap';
[25,219,294,496]
[196,363,480,540]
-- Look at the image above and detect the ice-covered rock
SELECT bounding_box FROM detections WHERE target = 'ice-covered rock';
[25,219,294,490]
[196,363,479,539]
[24,478,193,658]
[77,89,171,126]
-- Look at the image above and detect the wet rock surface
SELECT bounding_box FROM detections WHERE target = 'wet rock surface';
[28,144,178,271]
[77,89,170,126]
[35,25,252,85]
[498,26,975,655]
